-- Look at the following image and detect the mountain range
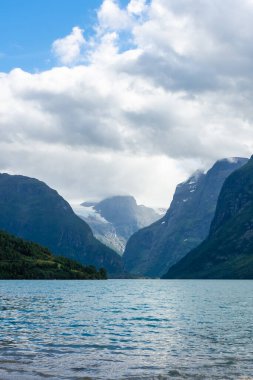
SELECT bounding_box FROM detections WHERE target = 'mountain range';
[164,156,253,279]
[123,158,248,277]
[1,155,252,280]
[0,173,123,276]
[72,196,164,255]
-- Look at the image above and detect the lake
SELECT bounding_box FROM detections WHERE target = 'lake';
[0,280,252,379]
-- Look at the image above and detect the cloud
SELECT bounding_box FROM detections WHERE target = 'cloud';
[127,0,147,15]
[1,0,253,207]
[52,26,86,65]
[97,0,131,30]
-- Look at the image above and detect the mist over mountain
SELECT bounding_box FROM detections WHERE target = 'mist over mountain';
[123,158,248,278]
[73,196,164,255]
[164,156,253,279]
[0,173,123,276]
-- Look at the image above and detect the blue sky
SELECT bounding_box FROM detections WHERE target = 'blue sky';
[0,0,252,207]
[0,0,128,72]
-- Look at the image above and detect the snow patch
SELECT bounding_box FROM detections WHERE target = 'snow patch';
[71,203,109,224]
[189,170,203,183]
[180,169,204,187]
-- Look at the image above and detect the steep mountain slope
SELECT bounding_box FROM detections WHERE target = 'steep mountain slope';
[0,174,123,276]
[0,230,107,279]
[72,202,126,254]
[73,196,164,255]
[164,156,253,279]
[123,158,248,277]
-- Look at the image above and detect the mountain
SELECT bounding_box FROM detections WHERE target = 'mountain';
[72,196,164,255]
[164,156,253,279]
[123,158,248,278]
[0,173,123,276]
[0,230,107,279]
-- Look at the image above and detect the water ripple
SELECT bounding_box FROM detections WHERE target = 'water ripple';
[0,279,253,379]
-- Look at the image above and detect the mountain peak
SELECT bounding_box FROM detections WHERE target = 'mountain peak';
[164,156,253,279]
[211,157,248,170]
[123,157,248,278]
[178,170,204,188]
[0,173,123,276]
[73,195,163,255]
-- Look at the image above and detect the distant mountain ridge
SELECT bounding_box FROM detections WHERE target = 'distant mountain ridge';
[73,196,164,255]
[0,173,123,276]
[123,157,248,277]
[164,156,253,279]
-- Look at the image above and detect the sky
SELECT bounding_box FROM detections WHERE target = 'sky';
[0,0,253,208]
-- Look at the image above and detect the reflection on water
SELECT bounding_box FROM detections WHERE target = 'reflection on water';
[0,280,253,379]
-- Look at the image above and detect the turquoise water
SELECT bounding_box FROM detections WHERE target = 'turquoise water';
[0,280,253,379]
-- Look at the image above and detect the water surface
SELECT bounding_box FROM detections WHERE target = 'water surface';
[0,280,253,379]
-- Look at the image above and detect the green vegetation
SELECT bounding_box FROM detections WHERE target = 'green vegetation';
[164,157,253,279]
[0,230,107,279]
[0,173,123,276]
[124,158,247,277]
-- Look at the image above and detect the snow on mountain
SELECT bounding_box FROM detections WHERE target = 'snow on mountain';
[72,196,165,255]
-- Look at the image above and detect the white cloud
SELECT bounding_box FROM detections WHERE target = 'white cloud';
[52,26,86,65]
[0,141,189,208]
[1,0,253,207]
[127,0,147,15]
[97,0,130,30]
